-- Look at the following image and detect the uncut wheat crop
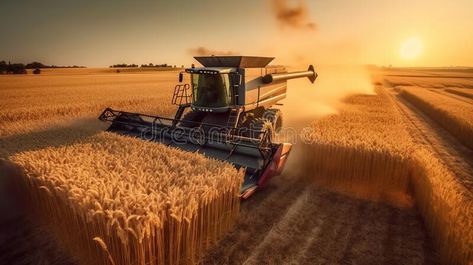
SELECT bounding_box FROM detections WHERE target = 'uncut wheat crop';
[300,87,414,206]
[299,84,472,264]
[410,147,473,265]
[11,132,243,265]
[400,86,473,149]
[0,72,178,137]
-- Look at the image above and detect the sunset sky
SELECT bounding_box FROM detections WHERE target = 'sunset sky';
[1,0,472,67]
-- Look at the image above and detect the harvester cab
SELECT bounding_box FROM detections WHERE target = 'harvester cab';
[99,56,317,199]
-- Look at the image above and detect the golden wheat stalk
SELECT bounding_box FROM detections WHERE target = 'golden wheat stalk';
[12,132,243,265]
[302,87,414,206]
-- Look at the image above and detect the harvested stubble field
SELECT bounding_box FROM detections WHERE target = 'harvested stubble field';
[1,67,472,265]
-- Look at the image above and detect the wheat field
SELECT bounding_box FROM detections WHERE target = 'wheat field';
[378,67,473,89]
[298,69,473,264]
[11,132,242,265]
[411,148,473,265]
[0,72,179,137]
[400,86,473,149]
[1,68,472,265]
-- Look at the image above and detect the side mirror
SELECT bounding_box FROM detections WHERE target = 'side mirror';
[178,73,183,83]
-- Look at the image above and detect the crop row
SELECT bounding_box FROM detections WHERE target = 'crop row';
[302,87,472,264]
[445,87,473,100]
[401,86,473,150]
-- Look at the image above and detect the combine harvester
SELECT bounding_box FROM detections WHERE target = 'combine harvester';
[99,56,317,198]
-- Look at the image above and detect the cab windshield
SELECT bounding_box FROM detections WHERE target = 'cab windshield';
[192,74,231,108]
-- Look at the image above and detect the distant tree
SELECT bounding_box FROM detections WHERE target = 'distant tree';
[110,63,125,68]
[6,63,27,74]
[0,61,7,74]
[25,61,47,69]
[33,68,41,74]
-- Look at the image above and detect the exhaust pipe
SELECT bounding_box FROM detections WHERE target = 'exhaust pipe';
[262,65,317,84]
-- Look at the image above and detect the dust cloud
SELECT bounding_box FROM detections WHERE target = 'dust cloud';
[278,65,375,178]
[188,47,238,56]
[279,65,374,131]
[271,0,316,30]
[267,0,374,128]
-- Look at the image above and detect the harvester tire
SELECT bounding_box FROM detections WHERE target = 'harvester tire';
[250,118,274,141]
[264,109,282,133]
[179,111,206,128]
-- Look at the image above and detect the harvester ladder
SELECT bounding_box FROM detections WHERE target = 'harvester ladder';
[227,108,242,129]
[172,84,191,105]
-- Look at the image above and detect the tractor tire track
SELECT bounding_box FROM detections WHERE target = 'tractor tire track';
[201,173,307,265]
[294,192,370,265]
[203,183,437,265]
[390,90,473,191]
[241,188,312,265]
[428,88,473,105]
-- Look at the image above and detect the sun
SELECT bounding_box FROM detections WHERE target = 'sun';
[400,37,423,60]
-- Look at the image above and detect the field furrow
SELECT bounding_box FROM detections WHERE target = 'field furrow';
[445,87,473,100]
[428,88,473,105]
[241,188,313,265]
[390,91,473,189]
[400,86,473,150]
[388,89,473,264]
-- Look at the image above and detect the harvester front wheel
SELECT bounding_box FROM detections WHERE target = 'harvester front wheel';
[264,109,282,133]
[250,118,274,142]
[179,111,206,128]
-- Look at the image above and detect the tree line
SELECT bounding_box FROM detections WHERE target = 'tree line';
[0,61,85,74]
